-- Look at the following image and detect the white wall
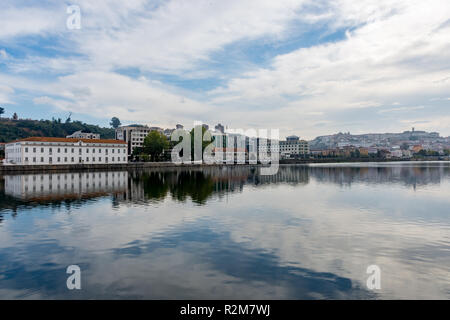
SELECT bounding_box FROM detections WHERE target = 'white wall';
[5,141,127,165]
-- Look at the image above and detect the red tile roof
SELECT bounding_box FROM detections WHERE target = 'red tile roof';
[10,137,127,144]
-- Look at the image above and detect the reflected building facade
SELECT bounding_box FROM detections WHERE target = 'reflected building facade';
[4,171,128,200]
[2,163,449,207]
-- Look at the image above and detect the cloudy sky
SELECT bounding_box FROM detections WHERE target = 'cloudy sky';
[1,0,449,139]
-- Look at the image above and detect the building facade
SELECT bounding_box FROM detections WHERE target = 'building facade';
[279,136,310,159]
[66,130,100,139]
[5,137,127,165]
[5,171,128,200]
[115,125,151,155]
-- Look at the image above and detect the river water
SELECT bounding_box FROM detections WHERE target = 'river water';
[0,162,449,299]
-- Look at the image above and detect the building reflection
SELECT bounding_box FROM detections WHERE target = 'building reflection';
[1,163,449,210]
[4,171,128,201]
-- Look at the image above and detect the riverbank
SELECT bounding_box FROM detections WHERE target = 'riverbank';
[1,157,448,173]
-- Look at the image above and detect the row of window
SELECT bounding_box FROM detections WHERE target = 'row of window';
[23,147,126,154]
[24,156,127,163]
[24,181,125,192]
[23,172,126,182]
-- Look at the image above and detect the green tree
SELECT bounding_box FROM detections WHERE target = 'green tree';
[110,117,121,129]
[143,130,169,161]
[12,112,18,120]
[0,107,4,117]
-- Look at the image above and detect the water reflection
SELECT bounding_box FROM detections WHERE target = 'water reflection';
[0,163,449,299]
[2,163,449,210]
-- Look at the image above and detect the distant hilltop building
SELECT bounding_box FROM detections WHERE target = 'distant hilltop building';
[66,130,100,140]
[4,137,127,165]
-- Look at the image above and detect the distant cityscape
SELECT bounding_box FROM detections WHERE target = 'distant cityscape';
[2,114,450,165]
[113,123,450,161]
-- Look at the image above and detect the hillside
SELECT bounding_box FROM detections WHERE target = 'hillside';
[0,118,115,143]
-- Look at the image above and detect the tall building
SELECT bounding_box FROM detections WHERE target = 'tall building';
[4,137,127,165]
[66,130,100,139]
[279,135,310,159]
[115,124,151,155]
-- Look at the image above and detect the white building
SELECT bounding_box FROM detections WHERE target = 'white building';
[5,137,127,165]
[279,136,310,159]
[115,125,151,155]
[66,130,100,139]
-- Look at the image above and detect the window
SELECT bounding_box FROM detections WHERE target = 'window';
[40,157,44,162]
[99,149,102,153]
[25,157,28,162]
[86,157,89,162]
[57,157,60,162]
[92,157,95,162]
[112,157,115,162]
[93,149,95,153]
[86,149,89,153]
[64,157,67,162]
[65,148,67,153]
[33,147,36,153]
[112,149,115,153]
[41,148,44,153]
[71,157,74,162]
[49,157,52,163]
[99,157,101,162]
[57,148,60,153]
[25,147,28,152]
[71,148,74,153]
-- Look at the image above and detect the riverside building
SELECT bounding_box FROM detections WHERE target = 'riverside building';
[115,124,151,155]
[279,135,310,159]
[4,137,127,165]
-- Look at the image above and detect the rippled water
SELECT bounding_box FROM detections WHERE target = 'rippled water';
[0,162,449,299]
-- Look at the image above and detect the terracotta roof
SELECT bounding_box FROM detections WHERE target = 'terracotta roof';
[9,137,127,144]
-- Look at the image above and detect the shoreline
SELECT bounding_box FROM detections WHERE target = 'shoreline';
[0,158,449,173]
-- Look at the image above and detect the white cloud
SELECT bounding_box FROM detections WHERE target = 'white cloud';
[0,6,64,39]
[32,71,212,128]
[0,85,14,104]
[1,0,450,138]
[70,0,309,74]
[206,0,450,136]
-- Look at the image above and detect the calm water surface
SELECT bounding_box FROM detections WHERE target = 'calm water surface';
[0,162,449,299]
